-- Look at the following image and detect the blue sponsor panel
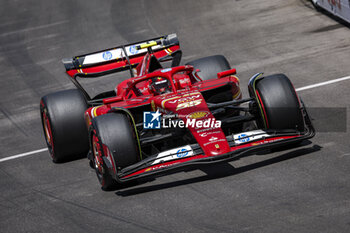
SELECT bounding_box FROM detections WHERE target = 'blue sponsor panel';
[176,148,189,158]
[143,111,161,129]
[237,133,250,143]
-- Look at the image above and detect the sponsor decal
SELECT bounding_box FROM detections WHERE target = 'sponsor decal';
[197,127,218,133]
[83,49,122,65]
[203,139,226,146]
[209,136,218,142]
[186,111,209,119]
[143,110,161,129]
[161,68,172,73]
[176,148,188,158]
[161,92,201,108]
[129,45,138,55]
[233,130,270,145]
[266,138,284,143]
[151,145,193,165]
[176,99,202,110]
[237,134,250,143]
[199,131,221,137]
[145,162,181,172]
[168,95,201,104]
[139,87,148,93]
[179,77,191,84]
[102,51,113,61]
[249,138,285,146]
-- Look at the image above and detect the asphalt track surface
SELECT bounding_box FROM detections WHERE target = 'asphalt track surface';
[1,0,350,232]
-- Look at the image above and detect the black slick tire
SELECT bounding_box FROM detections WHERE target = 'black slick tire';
[40,89,89,163]
[254,74,305,132]
[90,113,140,191]
[186,55,231,81]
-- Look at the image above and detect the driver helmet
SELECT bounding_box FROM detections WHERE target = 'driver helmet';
[149,77,172,95]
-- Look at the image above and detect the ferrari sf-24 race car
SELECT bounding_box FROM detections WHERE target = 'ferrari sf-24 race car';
[40,34,315,190]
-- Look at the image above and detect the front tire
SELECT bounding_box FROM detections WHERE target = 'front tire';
[253,74,305,132]
[90,113,140,190]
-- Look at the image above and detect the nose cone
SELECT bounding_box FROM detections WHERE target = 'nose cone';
[192,129,231,156]
[153,91,231,156]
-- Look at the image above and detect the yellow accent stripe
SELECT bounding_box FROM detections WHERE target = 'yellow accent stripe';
[93,106,101,117]
[232,75,240,83]
[233,89,241,99]
[139,41,158,49]
[111,108,142,160]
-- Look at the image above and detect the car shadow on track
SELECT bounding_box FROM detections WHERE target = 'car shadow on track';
[115,143,322,197]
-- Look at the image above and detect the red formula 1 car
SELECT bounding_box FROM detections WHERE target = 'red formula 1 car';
[40,34,315,190]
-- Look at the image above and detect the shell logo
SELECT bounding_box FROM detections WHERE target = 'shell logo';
[186,111,209,119]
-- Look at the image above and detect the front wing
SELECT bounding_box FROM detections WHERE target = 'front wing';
[112,115,315,182]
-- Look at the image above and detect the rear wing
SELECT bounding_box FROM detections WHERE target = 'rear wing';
[63,33,181,78]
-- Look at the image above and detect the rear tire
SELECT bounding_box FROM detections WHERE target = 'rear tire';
[91,113,140,190]
[186,55,231,81]
[254,74,304,131]
[40,89,89,163]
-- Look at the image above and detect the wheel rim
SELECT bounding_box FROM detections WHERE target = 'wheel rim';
[41,110,54,159]
[92,134,104,184]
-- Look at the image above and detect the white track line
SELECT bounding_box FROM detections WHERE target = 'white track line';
[1,75,350,163]
[0,148,47,163]
[295,75,350,91]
